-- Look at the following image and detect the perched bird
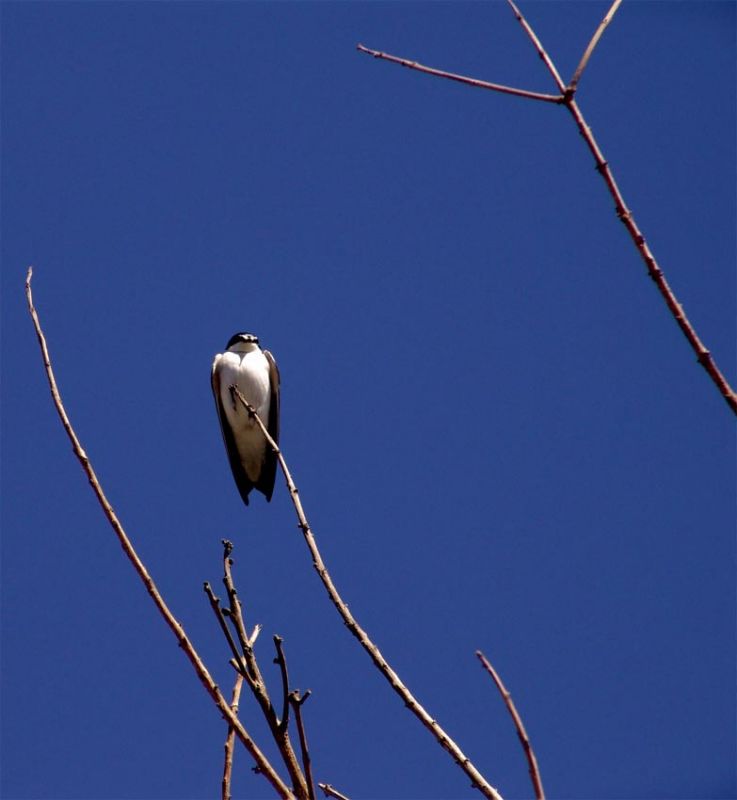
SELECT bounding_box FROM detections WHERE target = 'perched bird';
[211,332,280,505]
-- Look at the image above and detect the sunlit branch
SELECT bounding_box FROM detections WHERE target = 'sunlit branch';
[222,674,245,800]
[476,651,544,800]
[290,690,317,800]
[318,783,352,800]
[274,636,291,733]
[505,0,565,93]
[357,5,737,415]
[24,267,294,800]
[219,542,310,798]
[204,581,253,685]
[567,0,623,94]
[232,387,504,800]
[356,44,562,104]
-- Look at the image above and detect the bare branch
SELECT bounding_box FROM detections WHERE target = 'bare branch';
[567,0,623,94]
[356,44,562,104]
[290,691,317,800]
[220,544,310,798]
[233,387,503,800]
[273,636,291,733]
[222,543,258,672]
[560,98,737,413]
[318,783,351,800]
[24,268,293,800]
[222,673,245,800]
[204,582,251,683]
[357,21,737,414]
[505,0,566,93]
[476,651,544,800]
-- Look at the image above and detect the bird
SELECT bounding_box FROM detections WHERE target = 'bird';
[211,332,280,505]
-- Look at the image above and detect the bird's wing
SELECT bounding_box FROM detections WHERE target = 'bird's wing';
[256,349,280,501]
[211,356,253,506]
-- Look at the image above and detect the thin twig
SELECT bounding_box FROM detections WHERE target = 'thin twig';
[233,388,503,800]
[357,44,562,104]
[273,636,291,733]
[290,691,316,800]
[204,582,252,683]
[317,784,351,800]
[505,0,566,93]
[357,16,737,415]
[476,651,544,800]
[221,544,310,799]
[24,268,294,800]
[223,539,256,668]
[222,673,245,800]
[567,0,623,94]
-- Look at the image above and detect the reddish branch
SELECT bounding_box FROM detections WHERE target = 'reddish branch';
[568,0,624,94]
[476,651,544,800]
[505,0,565,93]
[357,2,737,415]
[24,268,294,800]
[232,387,503,800]
[356,44,561,104]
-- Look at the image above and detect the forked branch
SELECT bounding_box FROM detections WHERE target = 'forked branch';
[232,387,503,800]
[207,543,310,798]
[24,268,294,800]
[357,4,737,415]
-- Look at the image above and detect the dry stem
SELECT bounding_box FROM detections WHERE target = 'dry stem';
[290,690,317,800]
[476,651,544,800]
[233,387,503,800]
[567,0,623,94]
[356,5,737,415]
[222,674,245,800]
[356,44,561,104]
[274,636,292,734]
[218,545,309,798]
[505,0,565,93]
[24,268,294,800]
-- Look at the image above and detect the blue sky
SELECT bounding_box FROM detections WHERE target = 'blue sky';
[2,2,735,799]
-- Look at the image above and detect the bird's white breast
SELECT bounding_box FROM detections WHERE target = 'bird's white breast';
[215,349,271,481]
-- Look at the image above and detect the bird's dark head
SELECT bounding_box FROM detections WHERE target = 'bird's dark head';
[226,332,260,350]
